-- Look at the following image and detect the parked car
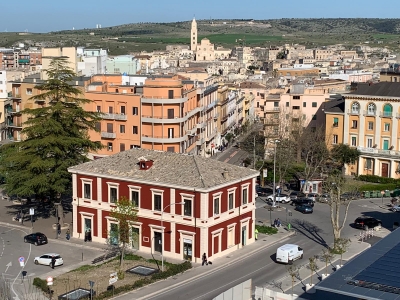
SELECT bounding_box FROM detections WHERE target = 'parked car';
[392,205,400,212]
[319,193,331,202]
[289,191,306,201]
[292,198,314,207]
[354,217,382,230]
[23,232,48,246]
[267,194,290,203]
[307,193,320,202]
[276,244,303,264]
[34,253,63,267]
[256,186,273,197]
[295,204,314,214]
[341,192,362,200]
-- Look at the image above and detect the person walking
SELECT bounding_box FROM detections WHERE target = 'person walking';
[57,223,61,236]
[202,253,208,266]
[51,256,56,269]
[66,228,70,240]
[255,228,259,241]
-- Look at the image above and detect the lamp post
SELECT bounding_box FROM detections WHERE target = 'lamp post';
[161,202,185,272]
[272,139,280,207]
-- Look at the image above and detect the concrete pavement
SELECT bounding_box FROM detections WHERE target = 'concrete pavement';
[111,228,294,300]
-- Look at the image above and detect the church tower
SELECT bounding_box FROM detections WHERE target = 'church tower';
[190,17,197,52]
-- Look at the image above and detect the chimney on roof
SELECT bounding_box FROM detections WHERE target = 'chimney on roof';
[138,156,153,170]
[222,168,229,180]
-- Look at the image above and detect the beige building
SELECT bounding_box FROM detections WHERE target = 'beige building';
[41,47,78,80]
[196,38,216,62]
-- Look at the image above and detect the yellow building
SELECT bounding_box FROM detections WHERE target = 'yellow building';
[326,82,400,178]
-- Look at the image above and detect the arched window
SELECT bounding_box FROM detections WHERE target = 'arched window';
[367,103,376,115]
[351,102,360,114]
[383,104,393,117]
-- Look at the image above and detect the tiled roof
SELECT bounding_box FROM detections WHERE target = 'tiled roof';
[349,82,400,98]
[69,149,258,190]
[238,82,266,89]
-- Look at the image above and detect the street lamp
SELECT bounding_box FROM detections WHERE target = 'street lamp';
[272,139,280,207]
[161,202,185,272]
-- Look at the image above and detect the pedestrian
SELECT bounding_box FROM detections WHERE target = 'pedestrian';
[277,218,281,228]
[273,219,277,227]
[66,228,70,240]
[51,256,56,269]
[57,223,61,236]
[87,229,92,242]
[255,228,259,241]
[202,253,208,266]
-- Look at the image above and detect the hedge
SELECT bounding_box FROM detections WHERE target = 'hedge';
[355,175,400,185]
[255,225,278,235]
[94,261,192,299]
[33,277,48,293]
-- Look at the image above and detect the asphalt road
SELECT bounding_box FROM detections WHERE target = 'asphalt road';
[128,197,399,300]
[0,225,102,299]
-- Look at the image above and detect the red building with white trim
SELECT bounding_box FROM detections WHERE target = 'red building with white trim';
[68,148,258,262]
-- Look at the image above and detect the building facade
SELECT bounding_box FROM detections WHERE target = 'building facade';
[68,148,258,262]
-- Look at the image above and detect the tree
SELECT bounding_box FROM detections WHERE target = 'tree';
[323,174,358,249]
[0,58,102,201]
[321,248,334,276]
[286,265,300,295]
[224,133,234,144]
[109,196,138,268]
[300,126,330,192]
[330,144,361,172]
[333,238,351,267]
[307,256,318,286]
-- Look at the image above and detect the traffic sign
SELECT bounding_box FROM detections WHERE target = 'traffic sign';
[29,208,34,216]
[381,190,385,195]
[109,272,118,285]
[47,277,53,286]
[19,257,24,263]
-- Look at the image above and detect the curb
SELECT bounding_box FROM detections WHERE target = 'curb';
[115,231,294,300]
[0,221,31,231]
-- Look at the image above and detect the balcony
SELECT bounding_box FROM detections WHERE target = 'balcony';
[102,113,127,121]
[101,132,116,139]
[12,94,21,100]
[347,109,360,115]
[141,96,188,104]
[363,110,376,117]
[380,111,393,118]
[196,137,204,145]
[34,98,46,104]
[213,113,219,120]
[142,115,186,124]
[186,126,197,136]
[196,122,206,129]
[141,134,187,143]
[357,146,400,157]
[9,108,21,115]
[264,107,280,113]
[7,122,23,128]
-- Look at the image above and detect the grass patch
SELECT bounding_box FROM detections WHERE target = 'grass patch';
[69,264,99,272]
[255,225,278,235]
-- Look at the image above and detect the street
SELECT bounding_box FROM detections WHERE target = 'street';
[115,196,398,300]
[0,224,102,299]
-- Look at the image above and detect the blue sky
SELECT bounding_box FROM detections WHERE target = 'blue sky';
[1,0,397,33]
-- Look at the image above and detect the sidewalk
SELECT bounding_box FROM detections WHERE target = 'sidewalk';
[112,228,294,300]
[270,228,391,296]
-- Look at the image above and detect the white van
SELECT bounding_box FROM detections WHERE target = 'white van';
[276,244,303,264]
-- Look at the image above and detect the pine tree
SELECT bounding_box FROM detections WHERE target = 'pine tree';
[0,58,102,201]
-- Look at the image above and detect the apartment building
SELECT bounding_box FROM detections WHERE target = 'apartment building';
[327,82,400,178]
[41,47,78,80]
[277,67,320,78]
[68,148,258,262]
[237,82,266,120]
[0,48,42,70]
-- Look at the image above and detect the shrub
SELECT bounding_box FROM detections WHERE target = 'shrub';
[124,254,141,261]
[359,183,397,191]
[355,175,399,184]
[33,277,48,292]
[255,225,278,235]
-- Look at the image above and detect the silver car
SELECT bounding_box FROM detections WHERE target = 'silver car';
[392,205,400,212]
[307,193,320,202]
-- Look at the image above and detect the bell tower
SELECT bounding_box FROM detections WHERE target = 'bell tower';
[190,17,197,52]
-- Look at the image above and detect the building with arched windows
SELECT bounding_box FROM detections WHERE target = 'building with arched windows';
[325,82,400,178]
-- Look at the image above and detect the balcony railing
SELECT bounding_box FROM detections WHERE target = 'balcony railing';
[9,108,21,114]
[213,113,219,120]
[264,107,280,113]
[196,122,206,129]
[101,132,116,139]
[102,113,127,121]
[141,134,187,143]
[196,137,204,145]
[34,99,46,103]
[357,146,400,156]
[7,122,23,128]
[363,110,376,117]
[186,126,197,136]
[380,111,393,118]
[347,109,360,115]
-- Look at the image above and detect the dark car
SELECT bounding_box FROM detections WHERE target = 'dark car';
[354,217,382,230]
[319,193,331,202]
[295,204,313,214]
[292,198,314,207]
[24,232,48,246]
[256,186,273,197]
[290,191,307,201]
